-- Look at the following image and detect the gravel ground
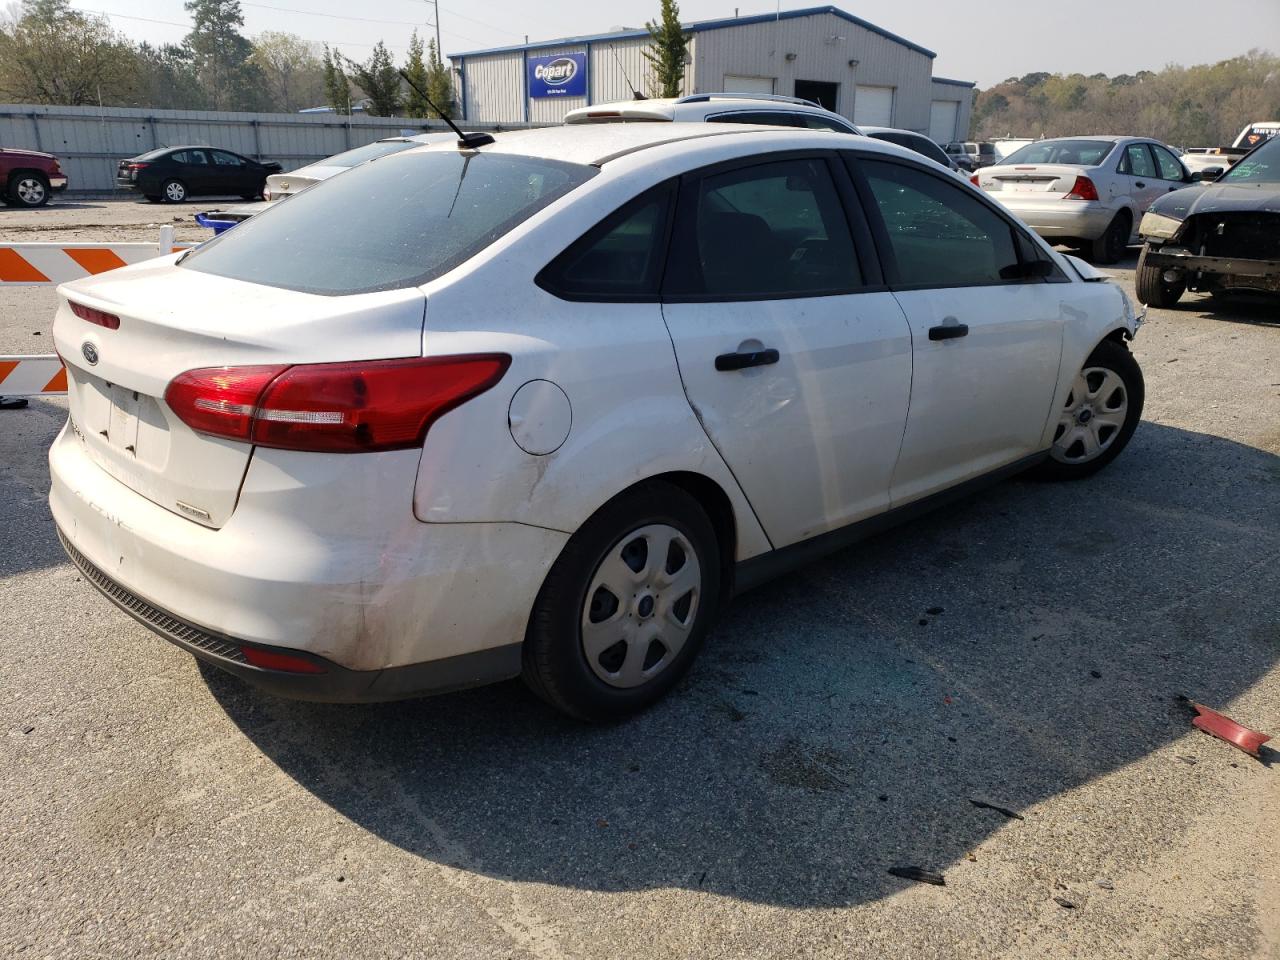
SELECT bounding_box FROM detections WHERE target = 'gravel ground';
[2,200,1278,960]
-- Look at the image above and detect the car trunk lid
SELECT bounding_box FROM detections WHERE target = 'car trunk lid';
[53,256,426,529]
[978,163,1086,195]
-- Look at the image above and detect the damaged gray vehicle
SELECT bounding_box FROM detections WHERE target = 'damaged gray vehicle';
[1136,135,1280,307]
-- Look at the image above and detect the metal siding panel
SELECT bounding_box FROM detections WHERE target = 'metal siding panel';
[463,54,524,123]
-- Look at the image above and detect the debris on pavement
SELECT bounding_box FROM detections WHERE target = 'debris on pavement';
[1178,696,1272,758]
[888,866,945,886]
[969,798,1024,821]
[1053,896,1077,909]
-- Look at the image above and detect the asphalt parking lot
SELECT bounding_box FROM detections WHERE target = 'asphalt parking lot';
[2,200,1278,960]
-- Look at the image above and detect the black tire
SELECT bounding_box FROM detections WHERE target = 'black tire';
[1135,244,1184,307]
[8,172,50,207]
[161,178,187,203]
[1032,339,1144,481]
[1089,211,1131,265]
[522,480,722,722]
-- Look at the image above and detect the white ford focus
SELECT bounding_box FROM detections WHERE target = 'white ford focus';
[50,124,1145,720]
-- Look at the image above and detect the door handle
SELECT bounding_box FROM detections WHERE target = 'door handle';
[715,348,779,371]
[1135,181,1146,188]
[928,322,969,341]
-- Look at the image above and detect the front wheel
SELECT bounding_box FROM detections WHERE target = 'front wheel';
[8,173,49,207]
[523,481,722,722]
[1135,244,1185,307]
[1090,212,1131,265]
[1033,339,1144,481]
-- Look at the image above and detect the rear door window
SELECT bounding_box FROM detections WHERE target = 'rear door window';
[707,111,803,128]
[855,158,1023,288]
[1121,143,1157,178]
[664,156,864,299]
[181,151,596,295]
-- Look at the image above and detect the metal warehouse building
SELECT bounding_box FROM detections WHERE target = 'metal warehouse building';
[449,5,974,142]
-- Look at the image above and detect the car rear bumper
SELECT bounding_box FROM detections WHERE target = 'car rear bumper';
[114,178,140,191]
[49,422,568,700]
[988,196,1115,239]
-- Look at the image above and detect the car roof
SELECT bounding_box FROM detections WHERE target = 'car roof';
[419,122,826,166]
[859,126,926,137]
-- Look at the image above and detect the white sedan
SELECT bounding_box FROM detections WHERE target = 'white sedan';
[50,124,1144,721]
[973,136,1198,263]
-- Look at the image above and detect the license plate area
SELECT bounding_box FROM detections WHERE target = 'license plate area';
[71,369,169,471]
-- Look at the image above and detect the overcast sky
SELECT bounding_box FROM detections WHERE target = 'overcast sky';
[73,0,1278,88]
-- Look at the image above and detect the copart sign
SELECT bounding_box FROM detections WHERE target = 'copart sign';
[528,53,587,98]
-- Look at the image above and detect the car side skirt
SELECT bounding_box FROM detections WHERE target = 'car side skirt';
[733,451,1048,595]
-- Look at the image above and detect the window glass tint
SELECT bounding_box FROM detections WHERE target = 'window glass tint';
[799,114,853,132]
[1002,139,1114,166]
[1151,145,1185,180]
[212,151,242,166]
[1220,136,1280,183]
[860,159,1020,287]
[319,139,420,169]
[182,151,596,295]
[185,149,210,166]
[1123,144,1157,178]
[669,157,861,298]
[539,187,671,299]
[707,111,802,127]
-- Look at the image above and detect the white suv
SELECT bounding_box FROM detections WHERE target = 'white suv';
[565,93,861,134]
[51,124,1143,721]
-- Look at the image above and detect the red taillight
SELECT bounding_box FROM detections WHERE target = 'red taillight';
[1064,175,1100,201]
[126,162,149,171]
[240,645,326,674]
[68,299,121,330]
[970,173,980,186]
[165,355,510,453]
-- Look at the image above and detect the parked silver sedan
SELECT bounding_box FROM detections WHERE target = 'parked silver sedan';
[973,136,1199,263]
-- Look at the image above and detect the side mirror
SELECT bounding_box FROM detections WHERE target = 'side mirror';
[1196,167,1224,182]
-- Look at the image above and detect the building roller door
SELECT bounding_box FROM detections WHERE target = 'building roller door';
[854,85,894,126]
[929,100,960,142]
[723,75,774,95]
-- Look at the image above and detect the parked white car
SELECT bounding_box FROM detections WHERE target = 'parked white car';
[858,125,967,176]
[51,124,1144,720]
[565,93,860,133]
[973,136,1197,263]
[262,132,457,201]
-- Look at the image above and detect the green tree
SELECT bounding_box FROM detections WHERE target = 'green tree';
[321,44,351,114]
[183,0,262,111]
[0,0,137,105]
[344,41,401,116]
[403,31,430,117]
[251,31,323,112]
[643,0,689,98]
[425,37,455,120]
[132,42,206,109]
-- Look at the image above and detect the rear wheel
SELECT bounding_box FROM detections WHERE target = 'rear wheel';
[1135,244,1184,307]
[8,172,49,207]
[523,481,721,722]
[161,178,187,203]
[1033,340,1144,480]
[1090,211,1131,265]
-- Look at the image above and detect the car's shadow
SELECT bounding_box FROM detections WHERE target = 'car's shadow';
[1175,291,1280,328]
[206,421,1280,908]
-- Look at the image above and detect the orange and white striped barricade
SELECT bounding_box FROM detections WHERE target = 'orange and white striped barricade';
[0,354,66,409]
[0,226,185,286]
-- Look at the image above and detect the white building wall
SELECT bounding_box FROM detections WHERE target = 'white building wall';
[462,53,524,124]
[690,12,932,127]
[589,35,693,103]
[930,79,975,141]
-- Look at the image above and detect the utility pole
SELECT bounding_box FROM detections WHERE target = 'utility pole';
[432,0,442,60]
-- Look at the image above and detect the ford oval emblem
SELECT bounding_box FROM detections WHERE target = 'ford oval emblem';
[81,341,99,365]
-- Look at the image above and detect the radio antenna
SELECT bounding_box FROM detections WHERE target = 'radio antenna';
[611,45,646,100]
[398,69,494,149]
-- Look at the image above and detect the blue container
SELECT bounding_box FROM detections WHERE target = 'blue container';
[195,212,239,235]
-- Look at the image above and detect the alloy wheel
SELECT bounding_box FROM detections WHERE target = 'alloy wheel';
[165,181,186,202]
[16,177,45,205]
[1051,366,1129,464]
[580,523,701,689]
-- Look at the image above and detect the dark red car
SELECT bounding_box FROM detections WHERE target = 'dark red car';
[1,147,68,207]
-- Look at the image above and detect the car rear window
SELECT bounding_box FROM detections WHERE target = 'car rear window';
[1001,139,1115,166]
[314,139,419,170]
[1220,136,1280,183]
[180,149,596,295]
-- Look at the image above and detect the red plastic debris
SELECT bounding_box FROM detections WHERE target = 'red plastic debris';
[1188,702,1272,758]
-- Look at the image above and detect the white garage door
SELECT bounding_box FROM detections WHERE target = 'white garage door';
[929,100,960,143]
[854,85,894,126]
[723,75,774,95]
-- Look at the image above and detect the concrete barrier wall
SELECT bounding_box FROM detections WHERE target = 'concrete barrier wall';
[0,104,538,192]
